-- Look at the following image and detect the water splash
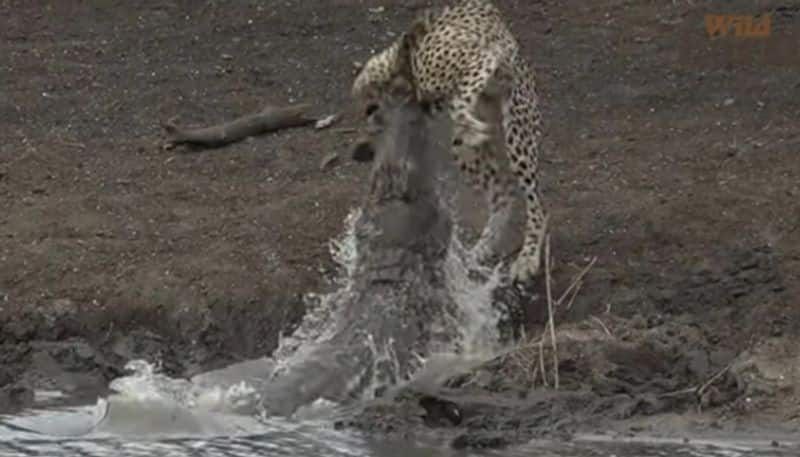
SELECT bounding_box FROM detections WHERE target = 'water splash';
[92,97,513,420]
[269,208,363,377]
[108,360,194,406]
[53,192,511,433]
[443,235,505,357]
[264,202,509,412]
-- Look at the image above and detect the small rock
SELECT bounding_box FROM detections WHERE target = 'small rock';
[221,53,233,60]
[723,97,735,107]
[315,114,339,130]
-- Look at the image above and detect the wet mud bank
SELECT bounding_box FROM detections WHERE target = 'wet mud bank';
[0,298,306,414]
[338,312,800,450]
[335,240,799,450]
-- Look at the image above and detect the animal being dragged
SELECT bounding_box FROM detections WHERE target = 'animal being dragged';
[352,0,550,283]
[252,80,463,418]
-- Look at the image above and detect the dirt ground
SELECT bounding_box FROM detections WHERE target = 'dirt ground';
[1,0,798,431]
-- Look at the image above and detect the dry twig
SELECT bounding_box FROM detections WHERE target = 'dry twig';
[538,339,549,388]
[658,361,734,400]
[591,316,613,337]
[555,256,597,308]
[697,361,734,397]
[544,235,559,389]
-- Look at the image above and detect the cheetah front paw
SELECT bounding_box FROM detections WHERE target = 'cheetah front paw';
[454,119,492,148]
[510,252,542,283]
[462,129,491,148]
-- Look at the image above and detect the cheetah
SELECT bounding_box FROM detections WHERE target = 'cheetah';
[351,0,549,282]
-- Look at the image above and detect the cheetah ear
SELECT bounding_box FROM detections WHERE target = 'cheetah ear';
[384,35,414,100]
[407,13,429,50]
[399,10,430,70]
[389,7,433,101]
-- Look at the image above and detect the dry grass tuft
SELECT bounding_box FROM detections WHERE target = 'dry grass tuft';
[502,241,598,389]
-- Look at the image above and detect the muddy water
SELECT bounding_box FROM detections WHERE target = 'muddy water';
[0,405,796,457]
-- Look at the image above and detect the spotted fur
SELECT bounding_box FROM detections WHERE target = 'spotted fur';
[352,0,548,282]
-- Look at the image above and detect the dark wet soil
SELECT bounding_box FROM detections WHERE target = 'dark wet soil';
[1,0,799,446]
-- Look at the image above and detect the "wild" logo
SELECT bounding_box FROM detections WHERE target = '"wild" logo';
[705,14,771,38]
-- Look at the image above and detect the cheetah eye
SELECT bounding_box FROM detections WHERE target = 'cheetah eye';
[365,103,379,116]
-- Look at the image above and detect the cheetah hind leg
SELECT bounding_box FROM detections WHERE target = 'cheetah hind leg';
[503,87,548,283]
[509,212,548,283]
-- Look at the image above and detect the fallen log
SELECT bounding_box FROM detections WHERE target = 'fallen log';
[161,104,314,149]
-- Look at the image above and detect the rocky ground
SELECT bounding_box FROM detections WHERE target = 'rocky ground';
[1,0,798,446]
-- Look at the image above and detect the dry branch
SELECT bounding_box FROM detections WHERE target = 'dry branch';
[161,104,314,149]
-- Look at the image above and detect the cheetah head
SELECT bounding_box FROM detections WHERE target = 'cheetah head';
[351,29,421,116]
[351,31,423,162]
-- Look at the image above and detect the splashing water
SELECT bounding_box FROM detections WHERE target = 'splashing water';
[166,197,504,421]
[0,195,512,441]
[442,234,505,357]
[267,203,508,408]
[108,360,263,416]
[270,208,364,374]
